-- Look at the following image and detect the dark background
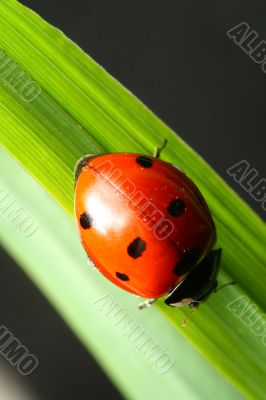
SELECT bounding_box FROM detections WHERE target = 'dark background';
[1,1,266,399]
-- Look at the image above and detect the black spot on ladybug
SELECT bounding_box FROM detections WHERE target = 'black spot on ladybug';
[173,247,200,275]
[127,237,146,259]
[136,156,153,168]
[116,272,129,281]
[80,212,92,229]
[167,199,185,217]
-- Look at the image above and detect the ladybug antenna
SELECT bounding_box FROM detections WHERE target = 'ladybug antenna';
[181,307,197,328]
[213,281,236,293]
[138,298,157,310]
[153,138,168,158]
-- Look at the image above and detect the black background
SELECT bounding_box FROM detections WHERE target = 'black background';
[1,1,266,399]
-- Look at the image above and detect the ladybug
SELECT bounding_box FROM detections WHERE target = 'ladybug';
[74,140,233,312]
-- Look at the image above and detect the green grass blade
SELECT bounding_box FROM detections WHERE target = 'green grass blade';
[0,1,265,399]
[0,147,244,400]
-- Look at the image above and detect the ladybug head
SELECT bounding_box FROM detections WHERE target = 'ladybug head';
[74,154,97,184]
[164,249,222,308]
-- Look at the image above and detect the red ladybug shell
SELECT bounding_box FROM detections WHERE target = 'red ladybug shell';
[74,154,216,299]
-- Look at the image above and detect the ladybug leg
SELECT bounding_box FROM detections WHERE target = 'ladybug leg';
[214,281,236,293]
[138,298,157,310]
[87,258,98,270]
[153,138,168,158]
[153,139,186,173]
[182,307,197,327]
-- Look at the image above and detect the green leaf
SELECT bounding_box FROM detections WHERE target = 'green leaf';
[0,1,265,399]
[0,146,244,400]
